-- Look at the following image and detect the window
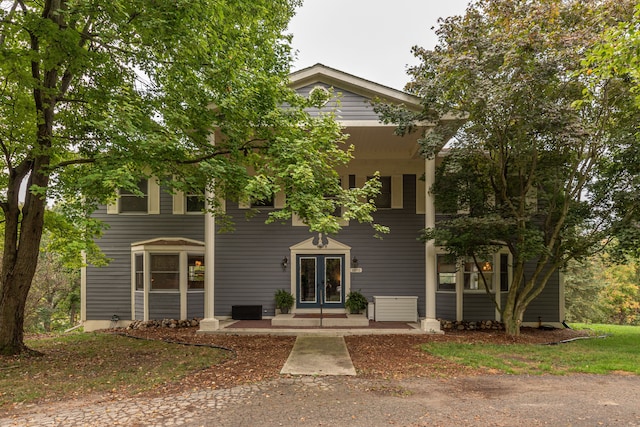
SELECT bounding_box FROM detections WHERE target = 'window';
[134,254,144,291]
[251,195,274,208]
[463,257,494,291]
[368,176,391,209]
[437,254,457,292]
[120,179,148,213]
[500,253,509,292]
[437,253,497,292]
[186,194,205,213]
[150,254,180,290]
[187,255,205,289]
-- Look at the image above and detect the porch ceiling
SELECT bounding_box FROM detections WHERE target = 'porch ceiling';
[343,125,423,160]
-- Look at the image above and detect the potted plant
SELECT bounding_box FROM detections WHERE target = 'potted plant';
[275,289,294,314]
[345,290,368,314]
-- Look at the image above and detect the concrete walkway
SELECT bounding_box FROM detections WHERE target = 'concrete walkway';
[280,335,356,376]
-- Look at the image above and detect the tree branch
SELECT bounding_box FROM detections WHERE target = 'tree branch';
[49,157,95,170]
[0,0,20,47]
[177,139,266,165]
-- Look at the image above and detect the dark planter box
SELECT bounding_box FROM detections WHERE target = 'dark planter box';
[231,305,262,320]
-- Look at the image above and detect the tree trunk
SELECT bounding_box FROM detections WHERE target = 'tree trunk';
[502,309,523,336]
[501,282,524,337]
[0,160,49,354]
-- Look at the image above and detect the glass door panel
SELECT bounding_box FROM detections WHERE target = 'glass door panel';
[299,257,317,303]
[324,257,342,303]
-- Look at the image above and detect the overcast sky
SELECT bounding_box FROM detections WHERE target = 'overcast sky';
[287,0,471,91]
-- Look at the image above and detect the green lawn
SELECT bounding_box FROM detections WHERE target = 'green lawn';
[0,333,231,406]
[422,324,640,375]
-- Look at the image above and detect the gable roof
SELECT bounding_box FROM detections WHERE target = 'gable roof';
[289,63,422,110]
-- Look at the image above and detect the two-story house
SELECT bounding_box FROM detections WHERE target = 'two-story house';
[81,64,564,332]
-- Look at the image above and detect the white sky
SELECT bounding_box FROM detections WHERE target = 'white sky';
[288,0,471,91]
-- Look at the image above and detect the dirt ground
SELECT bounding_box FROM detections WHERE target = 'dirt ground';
[5,327,640,426]
[119,326,589,395]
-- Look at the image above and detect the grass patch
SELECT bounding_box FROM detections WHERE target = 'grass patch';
[0,332,231,407]
[421,324,640,375]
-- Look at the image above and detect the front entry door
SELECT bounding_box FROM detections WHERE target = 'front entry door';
[296,255,345,308]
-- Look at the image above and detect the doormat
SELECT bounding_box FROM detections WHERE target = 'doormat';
[293,313,348,319]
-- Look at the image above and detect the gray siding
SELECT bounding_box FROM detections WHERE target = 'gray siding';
[148,293,180,319]
[187,292,204,319]
[86,176,560,322]
[85,189,204,320]
[436,293,456,320]
[522,263,561,323]
[298,83,381,121]
[214,175,425,317]
[498,263,561,323]
[135,292,143,320]
[462,294,497,321]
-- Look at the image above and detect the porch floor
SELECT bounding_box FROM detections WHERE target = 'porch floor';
[212,315,426,335]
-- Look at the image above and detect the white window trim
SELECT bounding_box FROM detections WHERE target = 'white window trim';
[108,177,160,215]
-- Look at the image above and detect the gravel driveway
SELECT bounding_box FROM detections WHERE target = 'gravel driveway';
[199,374,640,427]
[4,374,639,426]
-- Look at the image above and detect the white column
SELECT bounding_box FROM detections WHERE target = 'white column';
[421,157,442,333]
[199,190,219,332]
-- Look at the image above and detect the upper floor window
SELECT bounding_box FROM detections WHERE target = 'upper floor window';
[251,195,274,208]
[368,175,392,209]
[120,179,148,213]
[108,177,160,215]
[186,193,205,213]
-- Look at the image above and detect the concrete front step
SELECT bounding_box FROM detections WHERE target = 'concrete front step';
[271,314,369,327]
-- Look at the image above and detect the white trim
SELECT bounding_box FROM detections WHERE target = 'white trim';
[130,239,206,322]
[391,174,403,209]
[131,252,136,320]
[199,188,219,331]
[289,235,352,313]
[143,251,149,320]
[148,177,160,214]
[106,199,119,214]
[131,237,205,248]
[173,190,185,214]
[289,64,422,108]
[274,191,285,209]
[180,252,187,319]
[80,251,87,322]
[83,320,132,332]
[423,158,440,331]
[338,120,403,127]
[558,269,566,322]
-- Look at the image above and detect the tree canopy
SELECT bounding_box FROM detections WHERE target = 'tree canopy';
[584,3,640,259]
[0,0,381,355]
[378,0,639,335]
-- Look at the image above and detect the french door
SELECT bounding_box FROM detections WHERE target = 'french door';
[296,255,345,308]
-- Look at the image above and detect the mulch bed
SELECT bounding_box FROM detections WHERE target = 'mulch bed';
[225,319,414,329]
